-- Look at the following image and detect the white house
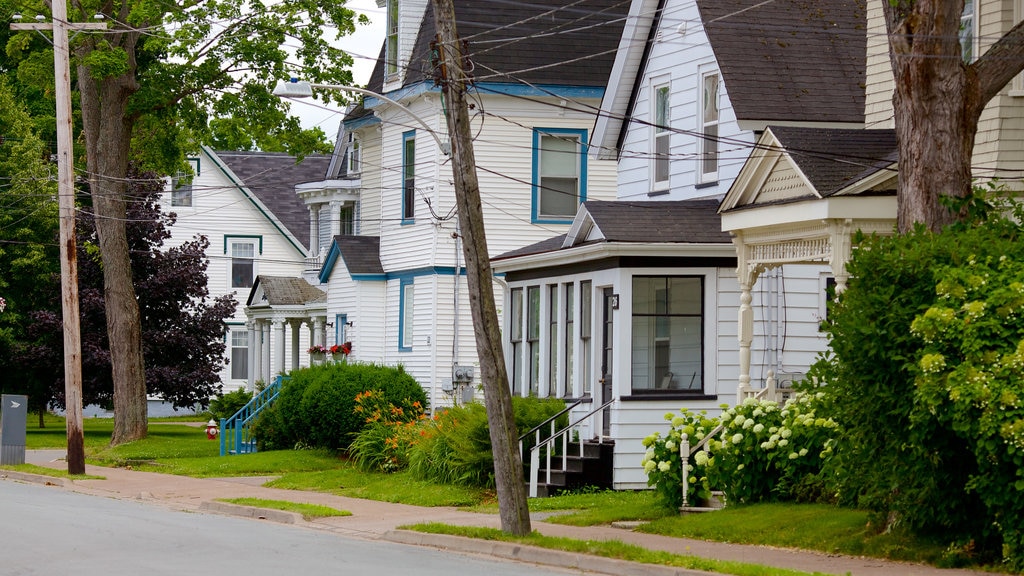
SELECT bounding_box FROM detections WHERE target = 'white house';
[162,147,330,391]
[492,0,868,489]
[272,0,630,409]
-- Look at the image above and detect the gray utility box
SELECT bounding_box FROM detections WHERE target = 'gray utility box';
[1,394,28,465]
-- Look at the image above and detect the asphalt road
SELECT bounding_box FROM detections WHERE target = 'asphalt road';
[0,480,578,576]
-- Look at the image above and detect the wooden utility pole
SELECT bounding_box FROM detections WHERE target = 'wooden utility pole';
[10,5,103,475]
[431,0,532,536]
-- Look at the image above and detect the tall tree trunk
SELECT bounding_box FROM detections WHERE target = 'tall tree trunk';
[432,0,532,536]
[77,32,148,445]
[883,1,1024,232]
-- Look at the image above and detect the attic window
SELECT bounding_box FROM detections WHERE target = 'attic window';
[347,133,361,175]
[386,0,399,76]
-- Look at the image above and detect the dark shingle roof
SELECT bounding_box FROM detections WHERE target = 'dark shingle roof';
[254,276,326,306]
[696,0,866,124]
[769,126,897,196]
[334,235,384,275]
[216,151,331,247]
[585,199,732,243]
[493,200,730,261]
[368,0,628,93]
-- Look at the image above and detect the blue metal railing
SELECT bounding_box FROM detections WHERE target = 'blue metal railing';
[220,375,285,456]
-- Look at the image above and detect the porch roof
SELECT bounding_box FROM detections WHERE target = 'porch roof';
[246,276,326,307]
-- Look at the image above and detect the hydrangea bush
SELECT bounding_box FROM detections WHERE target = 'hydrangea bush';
[641,408,717,509]
[642,394,837,509]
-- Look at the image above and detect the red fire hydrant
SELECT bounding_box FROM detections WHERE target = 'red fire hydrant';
[206,419,219,440]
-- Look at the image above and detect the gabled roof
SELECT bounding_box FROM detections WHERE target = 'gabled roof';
[367,0,628,94]
[594,0,866,157]
[697,0,866,128]
[720,126,897,213]
[493,199,731,263]
[319,235,385,283]
[247,276,326,307]
[211,148,331,249]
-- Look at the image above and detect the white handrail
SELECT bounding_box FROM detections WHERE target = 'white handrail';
[529,398,614,497]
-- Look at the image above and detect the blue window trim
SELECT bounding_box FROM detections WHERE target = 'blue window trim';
[398,278,413,351]
[531,127,588,224]
[335,314,347,344]
[401,130,416,225]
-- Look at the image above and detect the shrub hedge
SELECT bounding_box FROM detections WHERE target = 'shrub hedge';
[253,362,426,451]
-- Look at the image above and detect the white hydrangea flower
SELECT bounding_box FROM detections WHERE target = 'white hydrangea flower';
[665,440,676,451]
[753,423,764,434]
[658,461,671,472]
[732,433,744,444]
[644,460,656,473]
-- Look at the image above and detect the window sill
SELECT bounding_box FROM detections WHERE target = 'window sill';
[647,189,670,197]
[621,393,718,402]
[694,180,718,190]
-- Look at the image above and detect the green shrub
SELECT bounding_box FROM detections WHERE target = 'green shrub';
[809,190,1024,563]
[252,363,426,451]
[407,396,570,488]
[209,387,253,420]
[640,408,717,510]
[347,389,426,473]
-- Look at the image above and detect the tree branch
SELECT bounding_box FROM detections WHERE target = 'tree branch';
[973,19,1024,103]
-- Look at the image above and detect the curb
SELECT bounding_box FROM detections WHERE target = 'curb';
[382,529,722,576]
[198,500,298,524]
[0,470,68,487]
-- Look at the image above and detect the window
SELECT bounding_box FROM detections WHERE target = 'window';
[347,134,361,175]
[399,278,414,350]
[510,288,524,395]
[533,128,586,222]
[698,71,720,184]
[631,276,704,393]
[527,286,541,395]
[230,329,248,381]
[340,204,355,236]
[564,283,574,397]
[171,180,192,207]
[229,240,257,289]
[961,0,975,62]
[652,82,670,191]
[580,280,592,395]
[548,284,558,397]
[402,131,415,223]
[335,314,348,345]
[386,0,399,76]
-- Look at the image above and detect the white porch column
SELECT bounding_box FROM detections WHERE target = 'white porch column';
[290,320,302,371]
[329,201,342,237]
[253,320,264,385]
[309,205,320,256]
[829,219,854,294]
[312,318,325,364]
[262,322,272,382]
[246,321,257,390]
[734,234,763,401]
[273,319,286,376]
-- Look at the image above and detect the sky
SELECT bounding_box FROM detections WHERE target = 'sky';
[290,0,386,133]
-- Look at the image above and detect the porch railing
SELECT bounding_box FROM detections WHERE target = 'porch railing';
[219,375,284,456]
[528,397,615,498]
[518,397,586,461]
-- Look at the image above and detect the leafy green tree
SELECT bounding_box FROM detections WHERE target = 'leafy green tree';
[30,166,237,411]
[0,78,61,425]
[5,0,365,443]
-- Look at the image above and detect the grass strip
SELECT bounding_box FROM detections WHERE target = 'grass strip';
[217,497,351,520]
[0,463,105,480]
[403,522,830,576]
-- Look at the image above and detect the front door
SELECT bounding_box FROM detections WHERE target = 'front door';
[600,288,614,437]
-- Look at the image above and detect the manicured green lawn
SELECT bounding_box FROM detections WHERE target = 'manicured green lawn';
[217,497,351,520]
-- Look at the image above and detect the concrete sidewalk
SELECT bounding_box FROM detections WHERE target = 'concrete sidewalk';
[2,450,993,576]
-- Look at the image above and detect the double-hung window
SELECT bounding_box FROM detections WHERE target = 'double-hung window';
[580,280,592,395]
[347,133,361,175]
[527,286,541,395]
[386,0,399,76]
[399,278,414,351]
[698,71,720,184]
[230,329,249,380]
[547,284,558,397]
[533,128,586,222]
[631,276,704,394]
[402,131,415,223]
[171,158,198,207]
[227,237,258,289]
[652,82,671,192]
[564,283,574,397]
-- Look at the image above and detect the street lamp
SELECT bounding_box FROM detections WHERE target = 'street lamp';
[272,79,450,155]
